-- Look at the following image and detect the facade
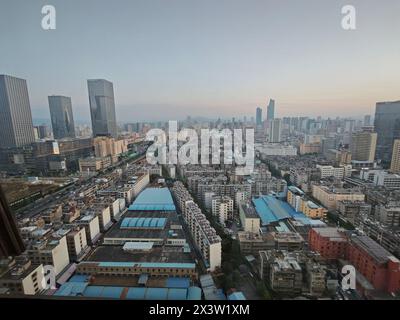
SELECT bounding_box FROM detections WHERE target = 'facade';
[268,119,282,143]
[374,100,400,164]
[361,169,400,189]
[75,215,101,245]
[299,143,321,155]
[27,236,70,276]
[211,196,233,225]
[267,99,275,121]
[238,232,273,255]
[87,79,117,138]
[351,130,377,162]
[390,139,400,174]
[172,182,222,271]
[256,107,262,126]
[259,250,302,295]
[64,227,89,261]
[93,136,128,158]
[48,95,76,139]
[311,185,365,211]
[375,204,400,227]
[337,200,371,224]
[325,149,352,166]
[347,235,400,293]
[124,173,150,198]
[77,261,197,279]
[308,228,347,260]
[239,202,261,234]
[0,75,35,148]
[316,164,352,180]
[287,186,327,219]
[0,259,44,295]
[79,156,112,173]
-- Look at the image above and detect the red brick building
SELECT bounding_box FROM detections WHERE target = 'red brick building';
[347,235,400,293]
[309,228,400,293]
[308,228,347,260]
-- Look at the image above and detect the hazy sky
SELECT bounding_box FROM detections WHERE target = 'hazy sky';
[0,0,399,122]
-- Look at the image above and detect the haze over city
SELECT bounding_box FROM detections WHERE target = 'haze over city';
[1,0,399,121]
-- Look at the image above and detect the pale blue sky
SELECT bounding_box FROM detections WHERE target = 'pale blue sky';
[0,0,399,122]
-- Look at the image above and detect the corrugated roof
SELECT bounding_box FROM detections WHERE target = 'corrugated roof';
[56,282,202,300]
[122,242,154,251]
[228,292,246,300]
[166,277,190,288]
[120,217,167,229]
[129,188,176,211]
[97,261,196,269]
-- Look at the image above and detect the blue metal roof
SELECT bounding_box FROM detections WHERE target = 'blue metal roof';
[228,292,247,300]
[252,195,327,226]
[145,288,169,300]
[187,286,202,300]
[168,288,188,300]
[166,277,190,288]
[129,188,176,211]
[56,282,202,300]
[54,282,88,296]
[252,195,291,225]
[97,261,196,269]
[68,275,90,283]
[120,217,167,229]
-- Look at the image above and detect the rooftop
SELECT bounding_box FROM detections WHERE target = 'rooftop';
[312,227,347,242]
[129,188,176,211]
[87,245,194,265]
[120,217,167,229]
[350,235,399,264]
[105,211,185,241]
[55,282,201,300]
[252,195,324,226]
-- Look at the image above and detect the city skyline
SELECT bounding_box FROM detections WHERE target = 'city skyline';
[1,0,399,121]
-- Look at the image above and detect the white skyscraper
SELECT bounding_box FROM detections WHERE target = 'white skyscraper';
[269,119,282,143]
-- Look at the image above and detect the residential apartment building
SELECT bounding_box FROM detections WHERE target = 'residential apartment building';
[311,185,365,211]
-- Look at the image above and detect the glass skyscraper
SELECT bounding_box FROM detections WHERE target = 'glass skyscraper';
[0,75,35,148]
[48,95,76,139]
[267,99,275,121]
[374,100,400,164]
[87,79,117,138]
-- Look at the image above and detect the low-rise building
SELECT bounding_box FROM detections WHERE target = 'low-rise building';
[316,164,352,180]
[312,185,365,211]
[0,258,45,295]
[211,196,233,225]
[308,228,347,260]
[75,214,101,245]
[259,250,303,295]
[53,226,89,262]
[337,200,371,224]
[27,236,70,276]
[79,156,112,173]
[239,202,260,234]
[287,186,327,219]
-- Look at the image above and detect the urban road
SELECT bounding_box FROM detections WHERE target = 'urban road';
[16,153,146,219]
